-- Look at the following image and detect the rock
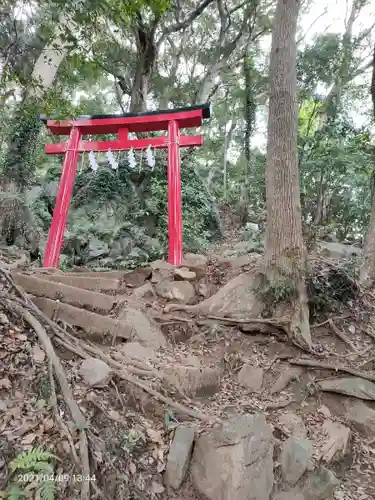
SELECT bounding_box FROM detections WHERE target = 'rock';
[191,414,274,500]
[217,253,262,270]
[317,377,375,400]
[122,267,152,287]
[165,364,221,397]
[192,270,264,316]
[345,400,375,437]
[150,260,174,283]
[302,466,339,500]
[182,253,207,279]
[87,236,109,260]
[164,426,195,489]
[150,259,175,271]
[318,420,350,463]
[134,282,156,299]
[119,307,167,348]
[174,267,196,281]
[270,366,302,395]
[120,342,156,362]
[277,413,307,439]
[198,282,209,297]
[238,365,264,392]
[319,242,361,259]
[281,436,313,485]
[155,280,195,303]
[0,313,9,325]
[79,358,112,387]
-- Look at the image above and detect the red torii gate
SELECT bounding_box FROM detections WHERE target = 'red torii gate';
[41,102,211,268]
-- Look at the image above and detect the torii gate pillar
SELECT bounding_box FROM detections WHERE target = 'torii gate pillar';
[41,103,211,268]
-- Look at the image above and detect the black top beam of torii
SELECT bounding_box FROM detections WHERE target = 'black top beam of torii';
[40,102,212,123]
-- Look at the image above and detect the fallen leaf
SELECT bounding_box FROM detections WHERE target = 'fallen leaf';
[16,334,27,341]
[32,345,45,363]
[108,410,121,421]
[44,419,54,431]
[22,433,37,445]
[36,399,46,410]
[348,325,356,334]
[129,462,136,475]
[61,441,71,454]
[93,451,103,463]
[146,427,163,444]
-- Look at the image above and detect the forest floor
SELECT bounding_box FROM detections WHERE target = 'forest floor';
[1,229,375,500]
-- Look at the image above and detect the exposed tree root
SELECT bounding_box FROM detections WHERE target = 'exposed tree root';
[288,358,375,382]
[11,303,91,500]
[328,319,359,352]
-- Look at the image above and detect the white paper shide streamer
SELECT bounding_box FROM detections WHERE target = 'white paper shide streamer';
[89,150,98,171]
[106,149,118,170]
[128,147,136,169]
[146,145,155,170]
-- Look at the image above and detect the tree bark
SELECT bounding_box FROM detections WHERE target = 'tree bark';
[238,49,256,224]
[264,0,312,350]
[359,42,375,287]
[0,14,72,190]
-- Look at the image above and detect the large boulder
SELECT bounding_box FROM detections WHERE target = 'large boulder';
[181,253,207,279]
[280,436,313,485]
[317,377,375,400]
[79,358,112,387]
[318,242,361,259]
[118,307,167,348]
[238,365,264,393]
[191,414,274,500]
[345,400,375,437]
[155,280,195,303]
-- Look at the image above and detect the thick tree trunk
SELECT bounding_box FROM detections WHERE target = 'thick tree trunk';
[1,15,71,190]
[359,43,375,287]
[264,0,312,350]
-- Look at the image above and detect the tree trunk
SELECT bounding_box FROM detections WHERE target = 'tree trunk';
[359,42,375,287]
[223,119,235,203]
[238,50,256,224]
[264,0,312,350]
[1,14,72,190]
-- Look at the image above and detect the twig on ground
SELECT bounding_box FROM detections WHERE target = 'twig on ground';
[13,304,91,500]
[311,315,351,328]
[361,327,375,342]
[288,358,375,382]
[264,399,295,411]
[206,314,289,325]
[48,360,80,468]
[328,319,359,352]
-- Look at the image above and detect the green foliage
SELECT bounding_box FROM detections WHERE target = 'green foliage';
[262,272,299,306]
[10,448,54,472]
[0,102,42,190]
[34,155,220,268]
[5,447,56,500]
[307,260,359,318]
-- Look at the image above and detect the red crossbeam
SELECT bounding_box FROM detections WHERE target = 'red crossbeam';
[45,134,202,154]
[45,108,203,135]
